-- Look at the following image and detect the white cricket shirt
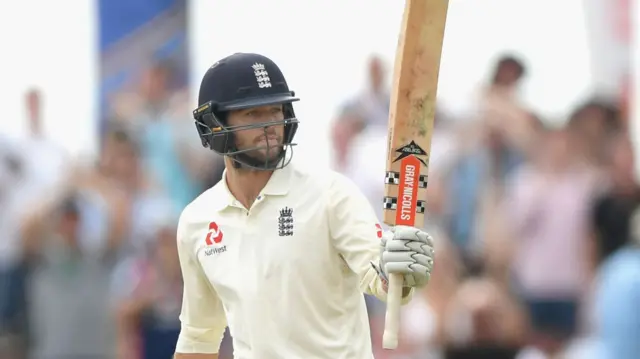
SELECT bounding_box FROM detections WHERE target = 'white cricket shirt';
[175,162,412,358]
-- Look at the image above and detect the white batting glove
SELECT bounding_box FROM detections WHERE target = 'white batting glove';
[372,225,435,289]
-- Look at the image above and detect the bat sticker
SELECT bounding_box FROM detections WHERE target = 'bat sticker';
[384,171,428,188]
[382,197,426,214]
[396,155,420,225]
[392,141,429,165]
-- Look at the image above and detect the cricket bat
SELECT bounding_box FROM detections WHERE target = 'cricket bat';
[381,0,449,350]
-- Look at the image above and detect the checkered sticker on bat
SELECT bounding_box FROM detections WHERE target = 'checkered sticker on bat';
[382,197,426,213]
[384,171,428,188]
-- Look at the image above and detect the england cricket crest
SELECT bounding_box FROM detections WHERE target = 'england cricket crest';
[252,62,272,88]
[278,207,294,237]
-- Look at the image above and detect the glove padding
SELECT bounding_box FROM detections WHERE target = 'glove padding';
[373,225,435,289]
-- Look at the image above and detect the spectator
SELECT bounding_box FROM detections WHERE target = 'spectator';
[444,55,536,271]
[330,55,390,172]
[591,207,640,359]
[21,191,119,359]
[566,98,623,167]
[0,89,70,359]
[113,224,182,359]
[17,89,70,199]
[589,131,639,268]
[89,126,175,258]
[503,126,603,357]
[490,55,527,90]
[0,137,28,359]
[110,62,215,212]
[443,275,526,359]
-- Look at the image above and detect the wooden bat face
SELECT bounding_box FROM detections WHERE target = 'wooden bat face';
[381,0,449,350]
[383,0,449,229]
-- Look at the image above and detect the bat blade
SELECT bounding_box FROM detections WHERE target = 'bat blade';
[382,0,449,350]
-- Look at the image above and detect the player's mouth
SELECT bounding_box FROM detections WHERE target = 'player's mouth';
[256,136,281,146]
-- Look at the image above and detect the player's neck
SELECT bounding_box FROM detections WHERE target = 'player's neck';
[225,160,273,209]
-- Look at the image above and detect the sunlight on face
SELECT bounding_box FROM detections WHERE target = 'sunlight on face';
[226,104,286,162]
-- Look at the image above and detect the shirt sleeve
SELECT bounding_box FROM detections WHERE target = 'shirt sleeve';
[327,173,413,304]
[175,210,228,354]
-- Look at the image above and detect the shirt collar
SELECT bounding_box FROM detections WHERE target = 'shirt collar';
[213,164,293,212]
[261,162,292,196]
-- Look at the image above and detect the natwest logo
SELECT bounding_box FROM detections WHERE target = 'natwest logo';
[205,222,223,245]
[204,221,226,257]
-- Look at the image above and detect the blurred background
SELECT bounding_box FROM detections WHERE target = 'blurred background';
[0,0,637,358]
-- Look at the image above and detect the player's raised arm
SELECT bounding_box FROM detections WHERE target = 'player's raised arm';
[174,210,227,359]
[327,173,435,304]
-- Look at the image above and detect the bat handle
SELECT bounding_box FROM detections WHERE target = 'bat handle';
[382,273,403,349]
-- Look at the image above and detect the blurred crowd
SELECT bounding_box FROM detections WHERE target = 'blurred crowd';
[0,52,637,359]
[333,55,637,359]
[0,62,223,359]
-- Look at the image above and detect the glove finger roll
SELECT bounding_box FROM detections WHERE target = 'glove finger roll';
[410,253,433,269]
[408,263,430,276]
[386,239,432,251]
[382,251,415,264]
[384,261,414,274]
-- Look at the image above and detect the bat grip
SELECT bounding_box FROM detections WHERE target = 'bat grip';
[382,273,403,349]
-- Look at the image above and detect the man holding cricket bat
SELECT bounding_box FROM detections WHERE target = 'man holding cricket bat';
[174,52,435,359]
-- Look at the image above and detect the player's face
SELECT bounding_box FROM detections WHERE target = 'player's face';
[227,104,285,162]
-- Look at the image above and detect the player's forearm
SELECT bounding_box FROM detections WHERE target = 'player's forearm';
[334,230,413,304]
[174,353,219,359]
